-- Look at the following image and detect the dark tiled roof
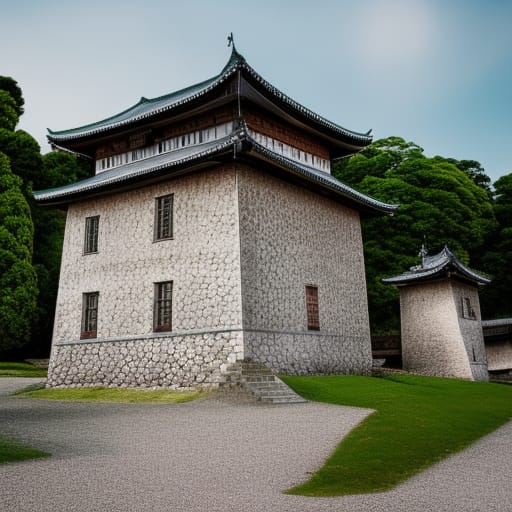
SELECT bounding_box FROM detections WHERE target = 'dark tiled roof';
[34,135,239,203]
[47,48,372,146]
[382,246,491,286]
[34,129,396,215]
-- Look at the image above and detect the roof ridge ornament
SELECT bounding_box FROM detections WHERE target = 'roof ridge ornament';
[227,32,236,50]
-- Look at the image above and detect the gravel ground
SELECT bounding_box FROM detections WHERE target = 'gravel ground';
[1,378,511,512]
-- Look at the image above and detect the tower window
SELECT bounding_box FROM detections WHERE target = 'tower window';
[81,292,99,339]
[154,194,173,241]
[84,216,99,254]
[306,285,320,330]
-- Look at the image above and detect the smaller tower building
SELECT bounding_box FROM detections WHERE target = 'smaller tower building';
[383,246,490,381]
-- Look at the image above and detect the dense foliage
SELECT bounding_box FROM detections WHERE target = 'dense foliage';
[0,76,92,355]
[480,173,512,318]
[334,136,508,333]
[0,153,38,350]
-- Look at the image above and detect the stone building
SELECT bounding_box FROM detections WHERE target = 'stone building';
[35,45,396,388]
[482,319,512,379]
[383,246,490,381]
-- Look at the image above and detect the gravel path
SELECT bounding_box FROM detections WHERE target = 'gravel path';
[1,379,511,511]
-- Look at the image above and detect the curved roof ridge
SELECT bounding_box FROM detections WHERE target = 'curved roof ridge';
[35,124,395,215]
[244,134,396,215]
[47,46,371,145]
[48,49,244,142]
[383,245,491,286]
[238,58,372,143]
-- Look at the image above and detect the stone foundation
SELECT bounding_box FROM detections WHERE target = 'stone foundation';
[47,330,244,389]
[244,330,372,375]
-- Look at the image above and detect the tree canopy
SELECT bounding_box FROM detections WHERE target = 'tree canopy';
[0,90,19,132]
[480,172,512,319]
[0,76,24,117]
[0,152,38,351]
[0,75,92,356]
[333,136,498,332]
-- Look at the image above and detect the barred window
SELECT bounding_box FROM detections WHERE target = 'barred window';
[462,297,476,320]
[81,292,99,339]
[84,216,99,254]
[306,285,320,330]
[154,281,173,332]
[154,194,173,241]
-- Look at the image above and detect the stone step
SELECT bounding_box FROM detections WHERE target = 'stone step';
[247,383,291,392]
[224,361,307,404]
[241,375,277,383]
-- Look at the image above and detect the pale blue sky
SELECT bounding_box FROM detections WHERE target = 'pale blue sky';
[2,0,511,182]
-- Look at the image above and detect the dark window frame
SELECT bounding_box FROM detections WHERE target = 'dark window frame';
[84,215,99,254]
[154,194,173,241]
[154,281,173,332]
[81,292,99,339]
[461,296,477,320]
[306,285,320,331]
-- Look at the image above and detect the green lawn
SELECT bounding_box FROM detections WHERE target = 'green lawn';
[282,373,512,496]
[0,362,47,378]
[18,386,203,403]
[0,436,50,464]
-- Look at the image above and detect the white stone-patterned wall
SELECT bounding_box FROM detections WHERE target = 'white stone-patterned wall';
[49,166,244,387]
[49,161,375,387]
[236,165,372,374]
[399,280,474,379]
[452,282,489,381]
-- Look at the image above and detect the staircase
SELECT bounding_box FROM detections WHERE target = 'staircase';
[227,361,307,404]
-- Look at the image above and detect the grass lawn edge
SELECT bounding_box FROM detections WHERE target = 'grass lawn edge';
[281,374,512,497]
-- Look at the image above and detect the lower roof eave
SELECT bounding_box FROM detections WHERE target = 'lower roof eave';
[34,134,398,216]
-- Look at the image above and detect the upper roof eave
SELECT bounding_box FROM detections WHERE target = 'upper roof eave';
[47,48,372,148]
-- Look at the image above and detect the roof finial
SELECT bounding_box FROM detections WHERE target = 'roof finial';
[419,236,428,268]
[227,32,235,49]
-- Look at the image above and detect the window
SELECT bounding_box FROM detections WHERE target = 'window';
[81,292,99,339]
[84,216,99,254]
[306,285,320,330]
[154,194,173,241]
[154,281,173,332]
[462,297,476,320]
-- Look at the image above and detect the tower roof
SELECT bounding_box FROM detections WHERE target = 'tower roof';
[47,47,372,156]
[382,246,491,287]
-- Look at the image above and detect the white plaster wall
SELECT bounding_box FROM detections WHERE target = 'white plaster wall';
[237,165,372,374]
[400,280,473,379]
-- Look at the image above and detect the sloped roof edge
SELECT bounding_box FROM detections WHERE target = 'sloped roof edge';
[35,130,395,214]
[47,48,372,145]
[383,246,491,286]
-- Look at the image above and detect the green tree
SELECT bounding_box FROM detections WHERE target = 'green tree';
[333,137,496,333]
[0,90,19,132]
[0,152,38,352]
[31,152,93,352]
[0,76,93,355]
[0,128,42,195]
[0,76,24,117]
[480,173,512,318]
